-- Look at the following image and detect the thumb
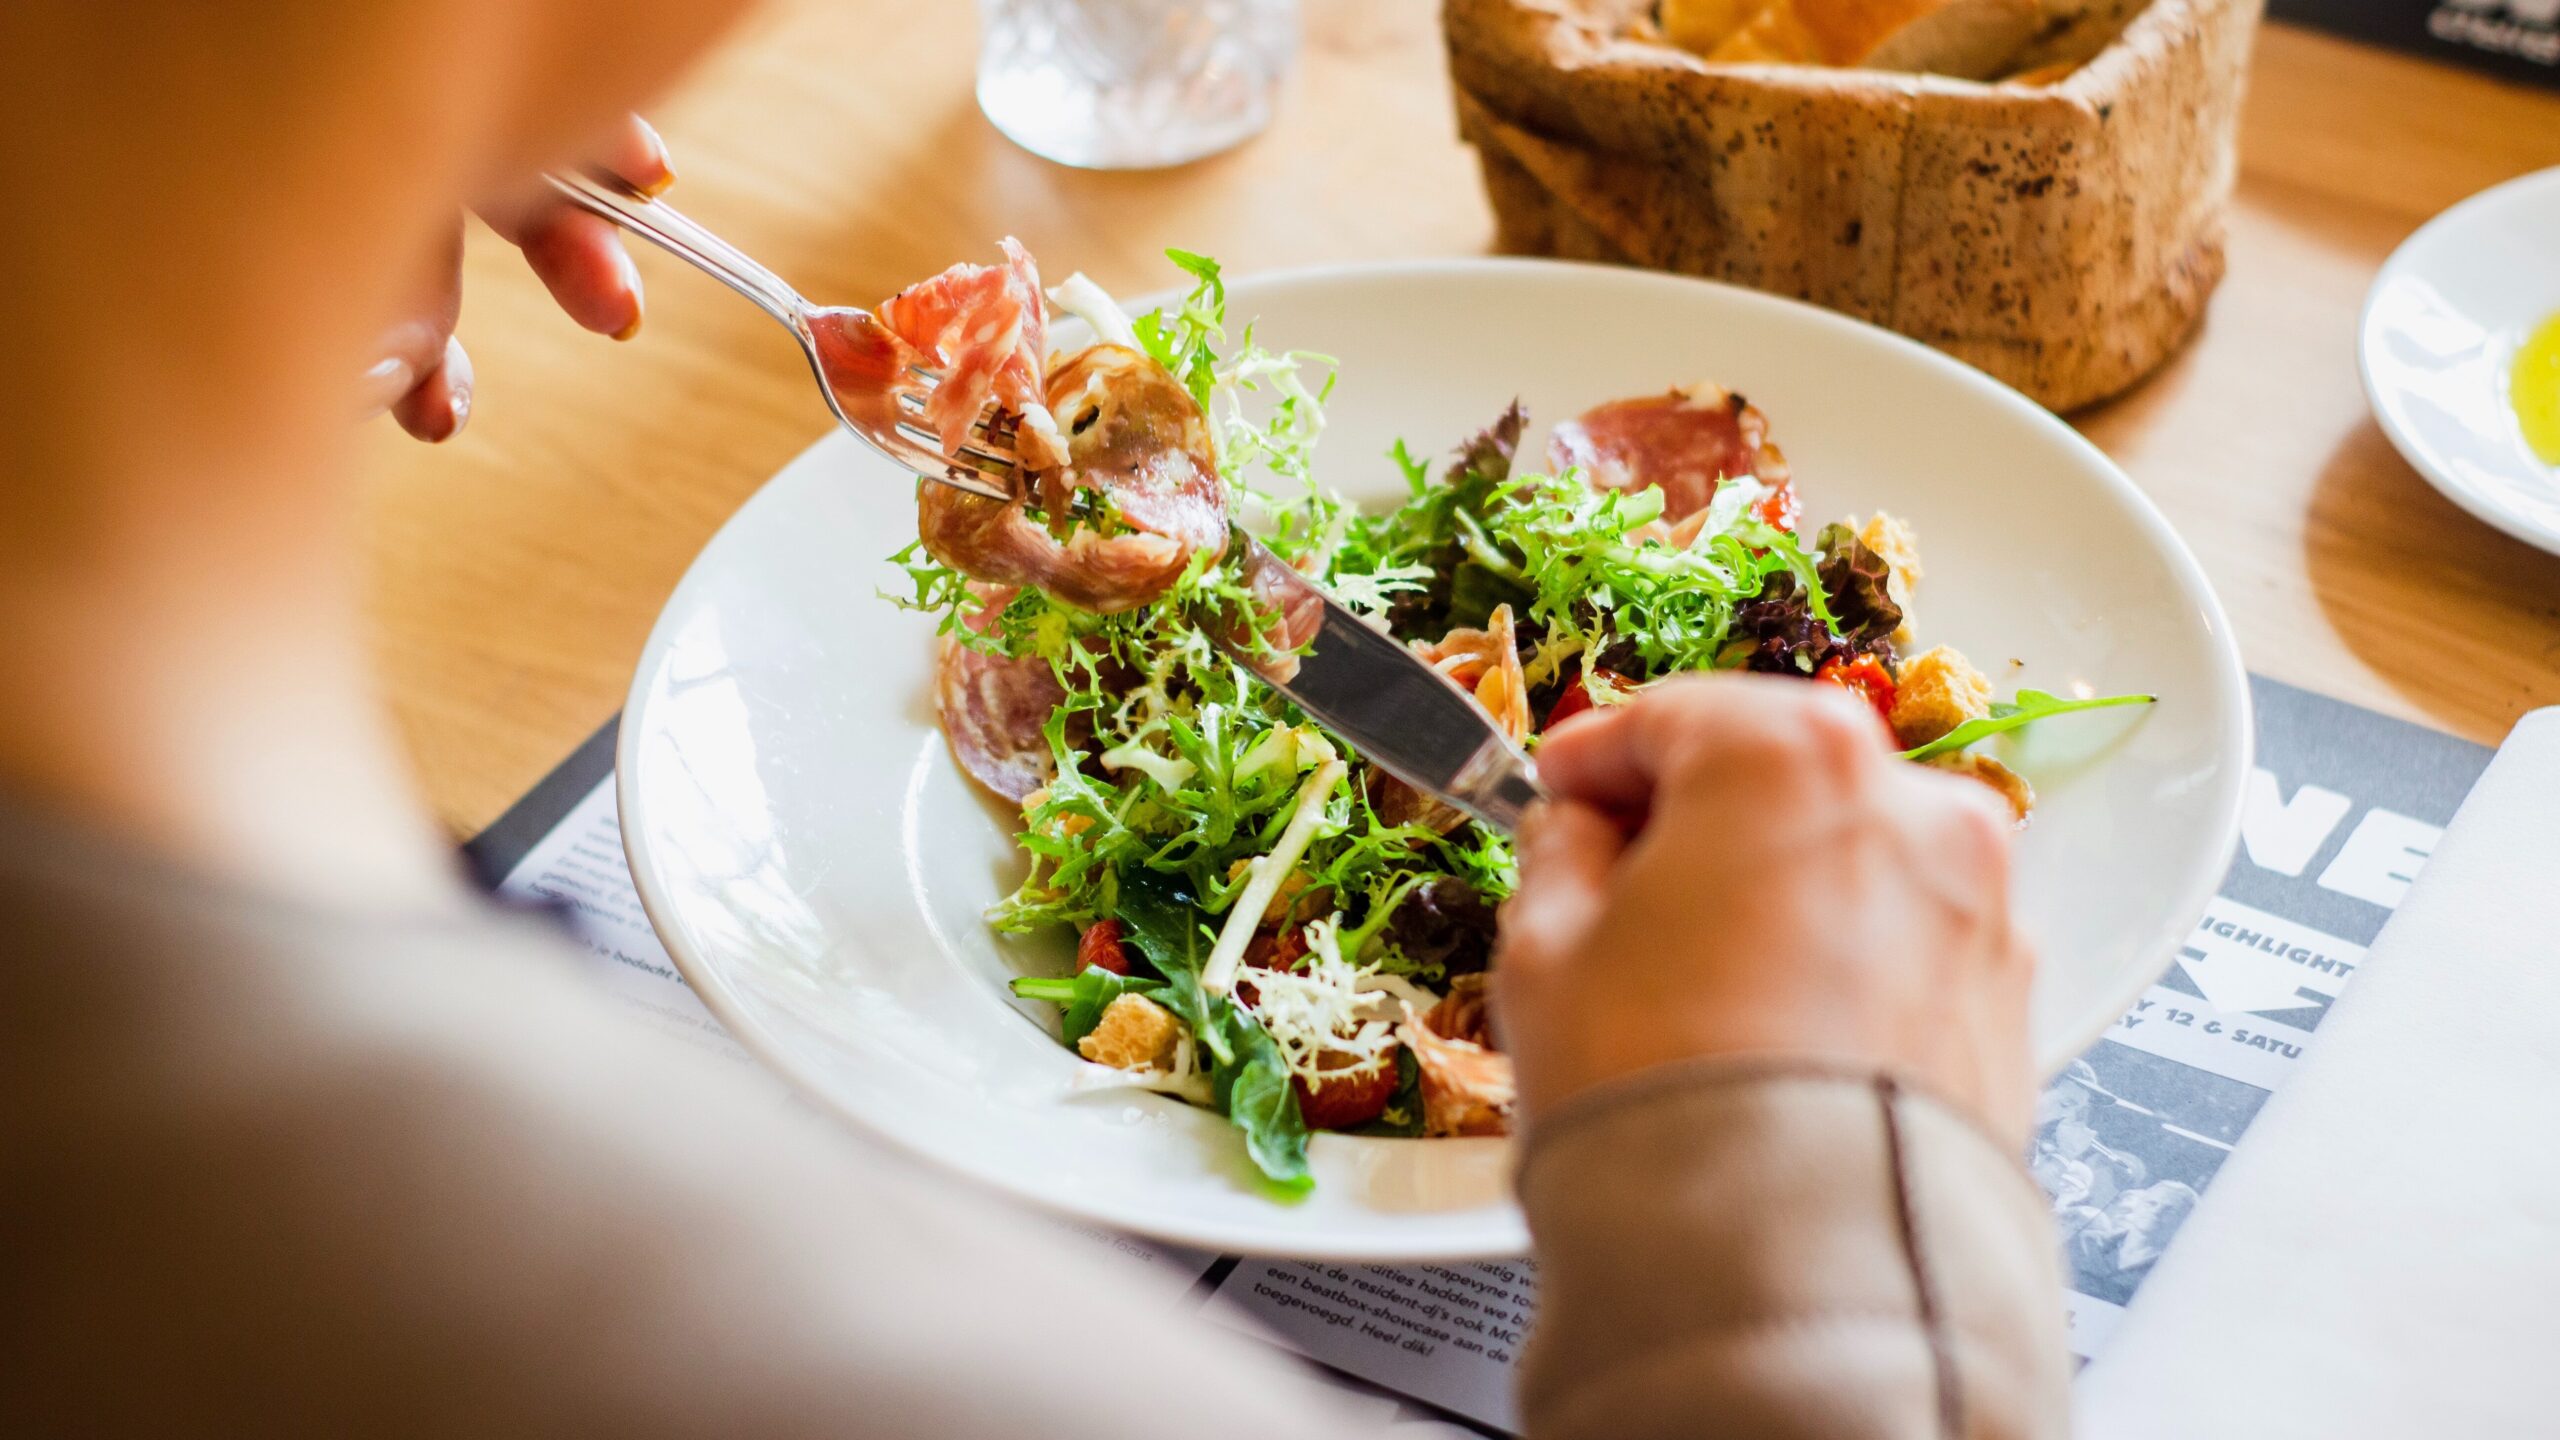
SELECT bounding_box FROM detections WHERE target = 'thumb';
[1497,799,1626,976]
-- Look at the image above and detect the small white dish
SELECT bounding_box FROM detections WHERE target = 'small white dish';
[2361,166,2560,556]
[617,259,2250,1260]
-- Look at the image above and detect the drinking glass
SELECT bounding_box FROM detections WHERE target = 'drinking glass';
[977,0,1301,170]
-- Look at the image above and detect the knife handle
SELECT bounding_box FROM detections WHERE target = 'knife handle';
[1448,742,1545,836]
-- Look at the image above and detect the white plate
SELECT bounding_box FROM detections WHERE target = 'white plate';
[618,259,2249,1261]
[2362,166,2560,556]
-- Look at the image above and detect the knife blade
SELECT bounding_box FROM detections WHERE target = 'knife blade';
[1208,537,1545,836]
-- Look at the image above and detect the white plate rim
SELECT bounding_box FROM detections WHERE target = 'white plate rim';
[2358,165,2560,558]
[615,255,2252,1258]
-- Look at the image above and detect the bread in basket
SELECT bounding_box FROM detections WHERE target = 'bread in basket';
[1444,0,2266,410]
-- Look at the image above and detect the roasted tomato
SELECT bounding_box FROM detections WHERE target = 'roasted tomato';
[1544,661,1635,729]
[1815,654,1898,725]
[1243,922,1311,973]
[1075,918,1131,975]
[1293,1048,1401,1131]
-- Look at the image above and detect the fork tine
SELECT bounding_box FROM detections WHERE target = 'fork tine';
[894,420,1021,470]
[889,393,1021,448]
[893,389,1014,432]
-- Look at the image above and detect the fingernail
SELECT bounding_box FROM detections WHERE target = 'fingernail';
[633,115,676,195]
[359,355,416,415]
[612,246,645,340]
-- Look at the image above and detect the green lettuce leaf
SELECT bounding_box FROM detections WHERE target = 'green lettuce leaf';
[1902,689,2157,763]
[1008,969,1167,1048]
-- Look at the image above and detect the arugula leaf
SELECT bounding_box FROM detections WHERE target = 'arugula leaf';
[1114,870,1225,1061]
[1902,689,2157,763]
[1009,969,1168,1048]
[1214,1014,1315,1193]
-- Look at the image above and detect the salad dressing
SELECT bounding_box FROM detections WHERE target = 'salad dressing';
[2513,310,2560,468]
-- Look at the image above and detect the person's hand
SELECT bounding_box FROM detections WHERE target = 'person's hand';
[359,114,675,442]
[1498,674,2038,1145]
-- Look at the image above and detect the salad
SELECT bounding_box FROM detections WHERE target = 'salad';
[865,245,2149,1193]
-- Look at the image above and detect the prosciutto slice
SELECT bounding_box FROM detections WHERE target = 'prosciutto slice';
[1547,382,1792,524]
[877,238,1068,471]
[916,343,1226,613]
[1399,980,1515,1138]
[1373,605,1529,832]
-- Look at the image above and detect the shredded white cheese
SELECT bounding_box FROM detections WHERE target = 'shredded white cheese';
[1245,915,1450,1083]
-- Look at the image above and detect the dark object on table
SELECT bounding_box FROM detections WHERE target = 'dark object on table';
[2267,0,2559,90]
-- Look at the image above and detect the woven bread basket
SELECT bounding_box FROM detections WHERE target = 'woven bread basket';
[1444,0,2265,411]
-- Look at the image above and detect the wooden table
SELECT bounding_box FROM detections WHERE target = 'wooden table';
[358,0,2560,838]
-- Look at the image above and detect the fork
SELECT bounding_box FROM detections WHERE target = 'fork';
[542,170,1018,502]
[553,170,1544,833]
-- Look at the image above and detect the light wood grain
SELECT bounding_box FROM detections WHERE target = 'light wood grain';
[356,4,2560,838]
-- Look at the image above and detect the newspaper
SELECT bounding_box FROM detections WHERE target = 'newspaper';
[472,674,2488,1431]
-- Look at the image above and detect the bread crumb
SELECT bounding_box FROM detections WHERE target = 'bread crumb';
[1078,994,1183,1071]
[1890,645,1993,748]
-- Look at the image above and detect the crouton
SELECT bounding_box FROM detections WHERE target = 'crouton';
[1890,645,1994,749]
[1858,511,1922,645]
[1078,993,1184,1071]
[1928,752,2035,825]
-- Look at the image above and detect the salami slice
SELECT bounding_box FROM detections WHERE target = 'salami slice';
[916,343,1227,614]
[934,631,1065,804]
[1547,382,1791,523]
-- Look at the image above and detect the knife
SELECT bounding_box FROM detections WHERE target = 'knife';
[1211,536,1546,836]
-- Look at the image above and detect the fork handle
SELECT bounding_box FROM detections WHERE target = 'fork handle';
[542,171,810,331]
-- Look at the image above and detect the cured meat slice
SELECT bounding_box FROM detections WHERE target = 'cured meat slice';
[1412,604,1529,740]
[1040,344,1226,559]
[877,242,1229,613]
[917,343,1227,613]
[933,586,1065,802]
[1547,382,1792,524]
[1374,606,1529,832]
[1399,986,1515,1138]
[935,638,1061,802]
[1226,537,1329,682]
[877,238,1068,471]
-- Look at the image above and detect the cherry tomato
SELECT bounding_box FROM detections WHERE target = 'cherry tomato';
[1076,918,1131,975]
[1815,654,1897,725]
[1545,662,1634,729]
[1294,1047,1400,1130]
[1754,480,1801,533]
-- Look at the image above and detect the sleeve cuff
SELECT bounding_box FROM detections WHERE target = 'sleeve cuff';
[1515,1059,2070,1440]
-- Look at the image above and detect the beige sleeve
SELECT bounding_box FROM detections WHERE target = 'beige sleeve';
[1517,1061,2072,1440]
